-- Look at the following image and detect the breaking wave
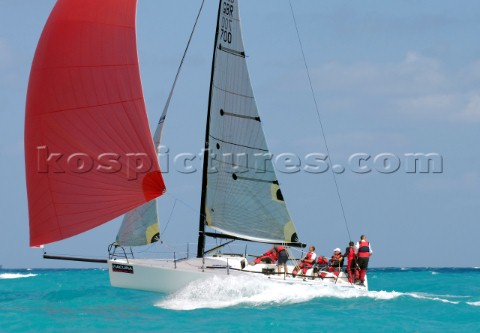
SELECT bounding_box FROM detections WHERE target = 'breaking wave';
[0,273,37,279]
[406,292,460,304]
[466,301,480,307]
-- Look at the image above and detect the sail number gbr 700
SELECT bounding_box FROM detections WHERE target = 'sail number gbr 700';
[220,0,234,44]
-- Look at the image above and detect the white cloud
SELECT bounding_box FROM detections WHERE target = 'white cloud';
[394,93,461,119]
[311,51,480,122]
[396,91,480,122]
[316,51,447,96]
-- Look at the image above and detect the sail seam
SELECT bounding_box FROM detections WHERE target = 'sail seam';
[210,156,275,174]
[33,97,144,115]
[57,19,136,31]
[34,64,138,70]
[213,84,253,99]
[209,134,268,152]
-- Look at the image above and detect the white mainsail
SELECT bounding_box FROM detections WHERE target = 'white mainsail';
[204,0,299,244]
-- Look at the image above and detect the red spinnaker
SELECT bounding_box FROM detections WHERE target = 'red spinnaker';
[25,0,165,247]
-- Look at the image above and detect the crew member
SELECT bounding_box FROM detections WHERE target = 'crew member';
[355,235,373,286]
[328,248,344,276]
[292,245,316,277]
[275,245,289,275]
[253,246,278,264]
[313,255,329,279]
[344,241,358,283]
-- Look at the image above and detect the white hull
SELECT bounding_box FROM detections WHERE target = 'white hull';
[108,255,368,294]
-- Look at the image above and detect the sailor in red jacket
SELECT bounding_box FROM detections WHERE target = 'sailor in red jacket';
[292,245,316,277]
[344,241,358,283]
[327,248,344,276]
[355,235,373,285]
[313,255,329,278]
[253,246,279,264]
[275,245,289,275]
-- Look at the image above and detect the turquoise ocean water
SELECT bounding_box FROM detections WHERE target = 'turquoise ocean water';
[1,268,479,332]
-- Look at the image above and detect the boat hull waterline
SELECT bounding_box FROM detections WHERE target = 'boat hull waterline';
[108,255,368,294]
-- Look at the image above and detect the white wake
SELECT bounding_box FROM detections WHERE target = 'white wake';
[155,275,402,310]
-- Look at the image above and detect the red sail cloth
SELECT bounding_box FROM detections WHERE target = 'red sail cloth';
[25,0,165,247]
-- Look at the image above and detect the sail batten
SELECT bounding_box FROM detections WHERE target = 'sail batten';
[25,0,165,247]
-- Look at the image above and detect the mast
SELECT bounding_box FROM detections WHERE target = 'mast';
[197,0,223,258]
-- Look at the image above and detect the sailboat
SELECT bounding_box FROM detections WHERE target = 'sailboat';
[25,0,368,293]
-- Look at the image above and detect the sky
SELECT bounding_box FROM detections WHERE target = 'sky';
[1,1,479,269]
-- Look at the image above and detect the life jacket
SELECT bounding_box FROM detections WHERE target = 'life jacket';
[317,256,328,265]
[345,247,355,260]
[276,246,286,252]
[301,251,315,267]
[329,253,343,267]
[267,250,279,261]
[357,240,370,258]
[254,249,278,264]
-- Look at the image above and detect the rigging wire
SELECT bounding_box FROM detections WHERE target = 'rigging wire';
[160,199,177,236]
[153,0,206,144]
[154,0,206,237]
[288,1,352,242]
